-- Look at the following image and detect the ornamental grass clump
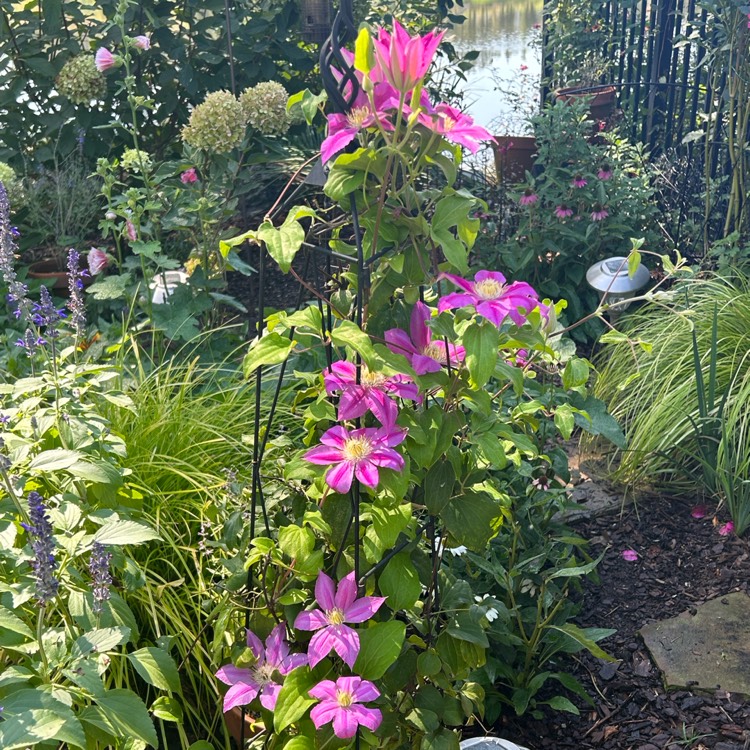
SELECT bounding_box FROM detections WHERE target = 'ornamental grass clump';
[181,90,247,153]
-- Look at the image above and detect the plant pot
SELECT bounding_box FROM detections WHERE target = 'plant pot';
[225,707,261,748]
[27,257,94,293]
[492,136,538,184]
[554,85,617,120]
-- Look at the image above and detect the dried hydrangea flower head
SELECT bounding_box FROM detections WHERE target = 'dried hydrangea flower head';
[240,81,291,136]
[181,90,247,153]
[56,54,107,104]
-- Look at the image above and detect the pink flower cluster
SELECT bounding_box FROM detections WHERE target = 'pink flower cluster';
[216,572,384,739]
[321,20,494,163]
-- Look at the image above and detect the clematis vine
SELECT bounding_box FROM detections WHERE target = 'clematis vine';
[309,676,383,739]
[215,623,307,712]
[294,571,386,668]
[438,270,542,327]
[384,300,464,375]
[372,19,444,94]
[304,416,406,494]
[323,360,420,422]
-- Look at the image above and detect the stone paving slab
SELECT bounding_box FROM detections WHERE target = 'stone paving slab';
[640,592,750,697]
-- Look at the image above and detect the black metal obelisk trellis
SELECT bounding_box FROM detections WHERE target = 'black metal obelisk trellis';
[240,2,443,745]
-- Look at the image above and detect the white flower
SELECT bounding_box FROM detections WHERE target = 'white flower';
[475,594,500,622]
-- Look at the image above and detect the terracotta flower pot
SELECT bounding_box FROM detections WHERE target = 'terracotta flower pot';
[492,136,538,184]
[554,85,617,120]
[224,707,261,748]
[27,256,93,293]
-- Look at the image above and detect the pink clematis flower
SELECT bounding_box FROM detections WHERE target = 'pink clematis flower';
[372,19,444,94]
[621,549,639,562]
[295,572,386,668]
[418,103,494,153]
[94,48,116,72]
[555,204,574,219]
[519,189,538,206]
[133,35,150,50]
[323,360,420,423]
[180,167,199,184]
[384,301,464,375]
[215,624,307,712]
[591,204,609,221]
[438,270,542,327]
[304,421,406,494]
[309,676,383,739]
[571,174,587,188]
[87,247,109,276]
[718,521,734,536]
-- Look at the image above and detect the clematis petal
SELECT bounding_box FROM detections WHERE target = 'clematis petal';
[475,300,507,327]
[355,461,380,488]
[411,353,444,374]
[409,301,433,351]
[368,447,404,472]
[351,677,381,702]
[384,328,418,358]
[308,679,339,701]
[438,291,479,313]
[259,682,283,710]
[332,708,360,739]
[319,425,350,448]
[304,444,345,465]
[294,609,329,631]
[222,681,260,712]
[326,461,355,494]
[264,623,287,666]
[321,120,359,164]
[330,625,361,667]
[343,595,387,623]
[350,704,383,732]
[310,699,340,729]
[338,386,371,421]
[216,664,254,687]
[315,570,336,611]
[475,270,507,285]
[440,273,476,294]
[280,652,309,674]
[245,630,264,663]
[334,572,358,612]
[308,626,339,668]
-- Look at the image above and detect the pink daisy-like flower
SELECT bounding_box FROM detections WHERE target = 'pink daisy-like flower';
[591,204,609,221]
[87,247,109,276]
[691,504,708,519]
[718,521,734,536]
[417,103,495,154]
[309,676,383,739]
[519,189,538,206]
[571,174,587,188]
[295,571,386,668]
[94,48,116,72]
[215,623,307,712]
[621,549,639,562]
[597,164,613,180]
[132,35,150,50]
[323,360,420,423]
[555,204,574,219]
[438,270,542,327]
[384,301,465,375]
[304,422,406,495]
[180,167,198,184]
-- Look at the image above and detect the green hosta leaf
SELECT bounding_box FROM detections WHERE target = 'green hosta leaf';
[354,621,406,680]
[274,667,318,732]
[243,333,295,378]
[278,524,316,561]
[95,689,158,748]
[463,322,499,388]
[379,553,421,610]
[93,520,161,545]
[72,626,131,658]
[424,461,455,515]
[127,647,182,693]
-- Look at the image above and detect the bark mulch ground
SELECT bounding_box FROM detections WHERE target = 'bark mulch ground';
[505,495,750,750]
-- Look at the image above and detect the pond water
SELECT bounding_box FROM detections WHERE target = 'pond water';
[449,0,544,135]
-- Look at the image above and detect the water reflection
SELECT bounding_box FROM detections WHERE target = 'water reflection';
[450,0,543,133]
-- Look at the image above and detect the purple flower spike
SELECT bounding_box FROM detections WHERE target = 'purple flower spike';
[309,676,383,739]
[438,270,543,327]
[294,571,386,668]
[323,360,420,423]
[24,491,59,604]
[384,301,465,375]
[215,623,307,712]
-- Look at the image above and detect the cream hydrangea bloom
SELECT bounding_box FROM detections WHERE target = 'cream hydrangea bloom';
[181,91,246,153]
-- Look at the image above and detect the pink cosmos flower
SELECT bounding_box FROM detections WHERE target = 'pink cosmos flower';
[215,623,307,712]
[438,270,542,327]
[309,676,383,739]
[94,48,116,72]
[519,189,538,206]
[372,19,444,94]
[294,571,386,668]
[621,549,639,562]
[571,174,587,188]
[125,219,137,243]
[323,360,420,423]
[718,521,734,536]
[384,301,464,375]
[598,165,613,180]
[691,504,708,519]
[591,204,609,221]
[180,167,199,184]
[417,103,494,153]
[304,422,406,494]
[555,204,574,219]
[87,247,109,276]
[133,35,150,50]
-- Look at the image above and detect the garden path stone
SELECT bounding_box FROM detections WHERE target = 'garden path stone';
[640,592,750,697]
